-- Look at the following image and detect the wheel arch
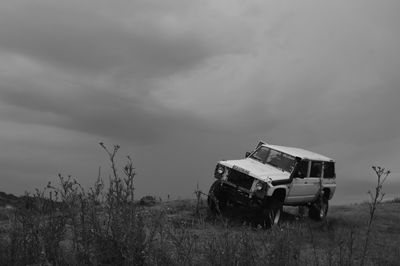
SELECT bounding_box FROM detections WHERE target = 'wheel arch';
[322,188,331,200]
[271,187,287,203]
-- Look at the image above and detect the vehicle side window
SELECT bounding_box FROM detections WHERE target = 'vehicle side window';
[310,161,322,177]
[323,162,335,178]
[295,160,309,178]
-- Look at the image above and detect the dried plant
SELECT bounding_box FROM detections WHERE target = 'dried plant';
[361,165,391,266]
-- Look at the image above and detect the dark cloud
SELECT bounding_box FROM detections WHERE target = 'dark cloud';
[0,85,210,144]
[0,1,248,79]
[0,21,207,79]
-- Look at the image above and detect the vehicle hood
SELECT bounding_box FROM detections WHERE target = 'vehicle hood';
[220,158,290,182]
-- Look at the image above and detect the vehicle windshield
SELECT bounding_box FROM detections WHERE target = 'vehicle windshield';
[250,146,296,173]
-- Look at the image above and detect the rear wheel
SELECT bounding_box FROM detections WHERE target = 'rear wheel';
[207,181,227,213]
[309,197,329,221]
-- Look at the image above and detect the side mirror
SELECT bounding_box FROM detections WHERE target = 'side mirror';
[245,151,251,158]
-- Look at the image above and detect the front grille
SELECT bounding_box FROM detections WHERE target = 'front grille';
[222,184,251,205]
[227,169,254,190]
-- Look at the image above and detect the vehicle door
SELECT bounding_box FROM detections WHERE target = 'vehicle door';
[286,160,321,203]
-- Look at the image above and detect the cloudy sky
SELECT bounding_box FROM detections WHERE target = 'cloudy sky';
[1,0,399,204]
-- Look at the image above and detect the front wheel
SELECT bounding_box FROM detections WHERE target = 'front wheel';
[261,199,282,228]
[207,181,227,213]
[309,198,329,221]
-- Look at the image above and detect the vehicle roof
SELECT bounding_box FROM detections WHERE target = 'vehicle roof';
[263,144,335,162]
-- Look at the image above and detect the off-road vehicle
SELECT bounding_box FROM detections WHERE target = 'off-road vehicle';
[208,141,336,227]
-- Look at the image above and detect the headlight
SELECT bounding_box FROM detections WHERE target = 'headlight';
[217,165,225,174]
[214,164,225,179]
[255,181,264,191]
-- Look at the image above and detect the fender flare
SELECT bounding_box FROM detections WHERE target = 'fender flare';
[267,185,288,201]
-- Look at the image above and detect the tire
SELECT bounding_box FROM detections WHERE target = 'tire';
[261,199,282,229]
[207,181,227,213]
[309,197,329,221]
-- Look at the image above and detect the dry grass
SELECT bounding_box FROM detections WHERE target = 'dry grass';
[3,197,399,265]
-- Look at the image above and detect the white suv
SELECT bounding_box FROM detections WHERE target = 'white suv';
[208,141,336,227]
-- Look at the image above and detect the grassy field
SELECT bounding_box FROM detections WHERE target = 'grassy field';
[0,147,397,265]
[1,195,399,266]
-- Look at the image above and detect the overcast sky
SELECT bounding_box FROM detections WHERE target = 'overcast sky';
[1,0,399,204]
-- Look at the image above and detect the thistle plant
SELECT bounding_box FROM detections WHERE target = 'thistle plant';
[361,165,391,266]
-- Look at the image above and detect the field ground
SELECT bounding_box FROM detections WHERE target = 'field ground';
[1,198,399,265]
[139,199,400,265]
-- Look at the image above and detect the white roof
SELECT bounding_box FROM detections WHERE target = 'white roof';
[264,144,334,162]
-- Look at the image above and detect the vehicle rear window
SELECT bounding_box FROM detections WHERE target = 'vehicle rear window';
[323,162,335,178]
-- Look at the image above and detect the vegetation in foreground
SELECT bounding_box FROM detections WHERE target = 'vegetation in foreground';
[0,144,398,266]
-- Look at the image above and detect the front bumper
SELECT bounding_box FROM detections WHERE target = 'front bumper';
[220,181,263,206]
